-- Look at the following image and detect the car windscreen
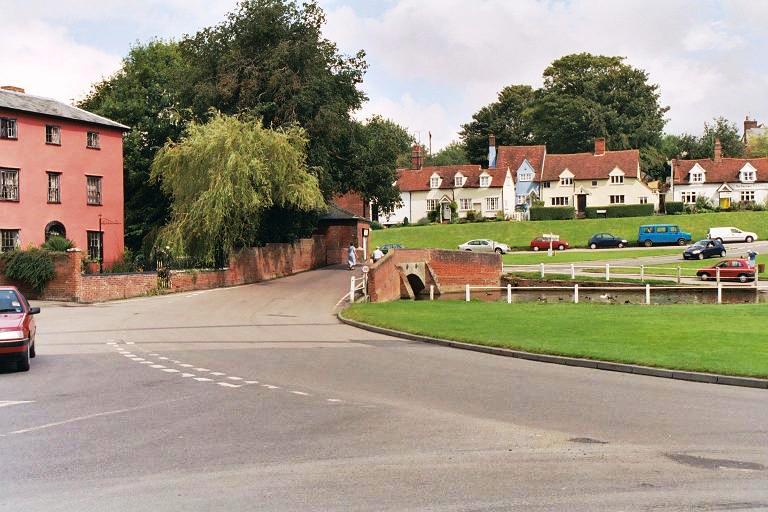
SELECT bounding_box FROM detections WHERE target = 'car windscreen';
[0,290,23,313]
[692,241,708,248]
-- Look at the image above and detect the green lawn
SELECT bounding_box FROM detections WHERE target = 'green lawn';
[373,211,768,250]
[502,247,682,265]
[345,301,768,378]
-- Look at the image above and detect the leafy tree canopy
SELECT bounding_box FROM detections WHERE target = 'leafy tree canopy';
[426,141,468,166]
[150,114,324,262]
[749,134,768,158]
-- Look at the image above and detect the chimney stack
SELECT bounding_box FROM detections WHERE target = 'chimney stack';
[714,137,722,162]
[594,137,606,156]
[488,133,497,168]
[0,85,25,94]
[745,116,758,133]
[411,143,423,170]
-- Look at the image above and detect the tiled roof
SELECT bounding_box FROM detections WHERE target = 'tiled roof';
[496,145,546,179]
[0,89,129,130]
[543,150,639,181]
[672,157,768,184]
[396,164,508,192]
[319,204,366,221]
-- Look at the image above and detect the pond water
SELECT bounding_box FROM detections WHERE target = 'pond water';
[418,288,766,305]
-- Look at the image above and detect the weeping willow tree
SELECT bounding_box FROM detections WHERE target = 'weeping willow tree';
[150,113,325,263]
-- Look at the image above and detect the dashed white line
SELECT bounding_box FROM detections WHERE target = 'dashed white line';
[194,368,210,372]
[180,373,196,378]
[210,372,226,376]
[179,364,194,368]
[290,391,310,396]
[227,376,243,381]
[194,377,213,382]
[245,381,259,384]
[126,342,135,345]
[158,357,169,360]
[326,399,342,403]
[162,369,180,373]
[262,384,280,389]
[150,365,166,369]
[149,353,159,356]
[217,382,242,388]
[139,361,154,365]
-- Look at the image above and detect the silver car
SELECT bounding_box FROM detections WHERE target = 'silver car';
[457,239,511,254]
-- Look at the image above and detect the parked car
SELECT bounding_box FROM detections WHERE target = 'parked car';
[707,227,758,244]
[458,239,511,254]
[683,239,726,260]
[637,224,692,247]
[588,233,628,249]
[0,287,39,372]
[530,234,569,251]
[696,258,756,283]
[380,243,404,255]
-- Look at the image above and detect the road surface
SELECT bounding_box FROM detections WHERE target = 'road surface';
[1,266,767,510]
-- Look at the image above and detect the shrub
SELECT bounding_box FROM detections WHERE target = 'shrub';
[449,201,459,223]
[416,217,431,226]
[427,208,440,223]
[695,196,716,212]
[371,220,383,230]
[584,204,654,219]
[1,248,56,293]
[42,236,74,252]
[495,210,505,221]
[665,201,684,214]
[105,249,139,273]
[465,210,478,222]
[530,206,575,221]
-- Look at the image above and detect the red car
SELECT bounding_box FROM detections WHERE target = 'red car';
[530,235,570,251]
[0,287,39,372]
[696,259,756,283]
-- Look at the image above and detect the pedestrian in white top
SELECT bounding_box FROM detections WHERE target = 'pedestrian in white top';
[372,246,384,262]
[347,243,357,270]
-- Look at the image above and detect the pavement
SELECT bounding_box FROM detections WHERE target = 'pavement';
[1,266,768,511]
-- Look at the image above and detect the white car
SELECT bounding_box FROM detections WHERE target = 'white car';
[707,227,758,244]
[457,239,511,254]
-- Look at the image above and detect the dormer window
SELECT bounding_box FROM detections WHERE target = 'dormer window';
[454,174,464,187]
[519,172,533,181]
[690,172,704,183]
[739,164,757,183]
[742,171,756,182]
[560,177,573,186]
[479,175,490,187]
[610,175,624,184]
[430,175,440,189]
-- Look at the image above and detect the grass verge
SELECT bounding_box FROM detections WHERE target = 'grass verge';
[345,301,768,378]
[502,248,682,265]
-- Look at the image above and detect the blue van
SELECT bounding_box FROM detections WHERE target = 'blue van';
[637,224,692,247]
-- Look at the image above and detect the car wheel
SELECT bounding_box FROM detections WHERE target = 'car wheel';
[720,251,726,257]
[677,238,687,246]
[699,273,710,281]
[618,242,625,248]
[532,246,540,252]
[590,243,598,250]
[698,253,704,260]
[30,341,36,358]
[17,344,30,372]
[558,244,565,251]
[495,248,503,254]
[738,273,749,283]
[643,240,652,247]
[746,236,754,243]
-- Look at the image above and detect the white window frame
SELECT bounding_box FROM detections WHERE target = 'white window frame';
[47,172,61,203]
[430,176,440,189]
[541,181,550,188]
[681,191,697,204]
[741,171,756,183]
[459,198,472,211]
[610,195,625,204]
[0,118,17,139]
[87,131,100,149]
[741,190,756,202]
[46,125,61,145]
[551,197,569,206]
[0,229,19,252]
[560,177,573,186]
[0,168,19,201]
[86,175,102,205]
[610,175,624,184]
[426,199,439,211]
[479,175,490,187]
[690,172,704,184]
[639,197,648,204]
[454,175,463,187]
[485,197,499,211]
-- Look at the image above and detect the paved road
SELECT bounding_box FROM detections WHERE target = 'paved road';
[1,266,767,511]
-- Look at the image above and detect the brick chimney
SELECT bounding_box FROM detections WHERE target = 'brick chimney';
[411,144,423,170]
[714,137,722,162]
[488,133,497,168]
[0,85,25,94]
[745,116,758,133]
[594,137,606,156]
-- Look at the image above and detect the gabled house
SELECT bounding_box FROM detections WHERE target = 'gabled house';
[382,144,514,225]
[672,138,768,208]
[496,143,546,208]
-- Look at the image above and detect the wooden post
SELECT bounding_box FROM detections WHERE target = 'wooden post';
[574,284,579,304]
[465,284,470,302]
[507,283,512,304]
[430,285,435,301]
[640,265,645,282]
[349,276,355,304]
[571,263,576,279]
[717,282,722,304]
[716,266,721,284]
[645,283,651,305]
[605,263,610,281]
[676,266,681,284]
[540,262,545,278]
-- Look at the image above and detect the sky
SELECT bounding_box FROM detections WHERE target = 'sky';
[2,0,766,151]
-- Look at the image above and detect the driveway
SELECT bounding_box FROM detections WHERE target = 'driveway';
[1,266,767,511]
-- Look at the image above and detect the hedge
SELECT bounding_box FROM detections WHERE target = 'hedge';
[665,201,684,214]
[584,204,655,219]
[0,248,56,293]
[530,206,575,221]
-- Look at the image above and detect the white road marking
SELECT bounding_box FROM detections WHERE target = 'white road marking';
[158,357,169,360]
[150,365,166,369]
[210,372,226,376]
[180,373,196,378]
[0,401,34,409]
[106,342,117,345]
[171,360,181,364]
[139,361,154,365]
[149,353,159,356]
[290,391,310,396]
[194,368,210,372]
[262,385,280,389]
[162,369,180,373]
[244,381,259,384]
[227,376,243,381]
[179,364,194,368]
[217,382,242,388]
[326,399,342,403]
[194,377,213,382]
[126,342,135,345]
[129,358,145,361]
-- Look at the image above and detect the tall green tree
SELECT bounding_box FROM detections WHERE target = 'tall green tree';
[459,85,535,164]
[151,114,325,262]
[426,141,468,166]
[78,41,188,255]
[749,134,768,157]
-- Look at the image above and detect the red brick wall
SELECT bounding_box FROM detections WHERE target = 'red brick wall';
[79,272,158,303]
[333,192,369,219]
[0,250,83,301]
[318,221,370,264]
[367,249,502,302]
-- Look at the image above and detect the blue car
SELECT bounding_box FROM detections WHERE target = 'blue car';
[638,224,692,247]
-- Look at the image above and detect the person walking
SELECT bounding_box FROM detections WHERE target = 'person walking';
[372,246,384,263]
[347,242,357,271]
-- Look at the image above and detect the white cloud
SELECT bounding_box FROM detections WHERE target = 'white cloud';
[683,22,745,52]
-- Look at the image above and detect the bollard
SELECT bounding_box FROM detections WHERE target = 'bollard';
[540,262,545,278]
[465,284,470,302]
[716,266,721,284]
[645,283,651,305]
[640,265,645,282]
[717,282,722,304]
[571,263,576,279]
[349,276,356,304]
[676,266,681,284]
[574,283,579,304]
[507,283,512,304]
[755,269,759,289]
[430,285,435,301]
[605,263,610,281]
